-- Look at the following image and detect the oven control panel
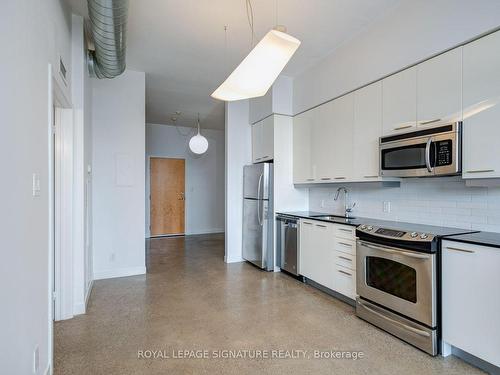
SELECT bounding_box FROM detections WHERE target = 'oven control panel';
[358,225,435,242]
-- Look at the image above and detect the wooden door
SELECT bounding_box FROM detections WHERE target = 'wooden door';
[150,158,185,236]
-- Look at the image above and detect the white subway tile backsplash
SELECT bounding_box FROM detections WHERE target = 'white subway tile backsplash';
[308,176,500,233]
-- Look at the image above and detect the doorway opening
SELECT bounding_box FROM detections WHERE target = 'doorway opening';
[149,157,186,237]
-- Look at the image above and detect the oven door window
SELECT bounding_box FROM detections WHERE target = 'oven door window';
[381,143,435,170]
[366,256,417,303]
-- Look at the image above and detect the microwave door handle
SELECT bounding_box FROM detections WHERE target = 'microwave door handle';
[425,137,434,173]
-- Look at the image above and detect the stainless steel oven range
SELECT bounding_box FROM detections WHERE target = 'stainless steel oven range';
[355,222,473,355]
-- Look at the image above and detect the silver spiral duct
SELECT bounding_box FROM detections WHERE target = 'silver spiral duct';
[87,0,129,79]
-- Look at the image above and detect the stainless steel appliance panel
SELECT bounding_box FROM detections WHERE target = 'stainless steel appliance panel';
[356,240,436,327]
[243,163,270,200]
[356,298,437,355]
[379,122,461,177]
[242,199,266,268]
[278,217,299,275]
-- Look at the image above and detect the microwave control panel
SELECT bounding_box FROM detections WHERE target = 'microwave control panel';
[435,140,452,167]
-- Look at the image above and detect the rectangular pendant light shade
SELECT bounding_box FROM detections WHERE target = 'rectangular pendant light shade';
[211,29,301,101]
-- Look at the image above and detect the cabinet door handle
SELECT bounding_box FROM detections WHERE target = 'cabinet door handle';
[394,124,413,131]
[466,169,494,173]
[338,255,352,261]
[320,177,332,181]
[302,222,313,225]
[262,155,270,159]
[334,176,346,180]
[255,157,262,161]
[364,175,379,178]
[306,178,315,181]
[338,269,352,276]
[338,228,352,233]
[338,242,352,247]
[445,247,475,254]
[420,118,441,125]
[316,224,327,228]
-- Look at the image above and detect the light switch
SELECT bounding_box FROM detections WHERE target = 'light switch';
[32,173,41,197]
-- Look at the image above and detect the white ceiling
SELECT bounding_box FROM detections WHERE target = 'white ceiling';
[67,0,402,129]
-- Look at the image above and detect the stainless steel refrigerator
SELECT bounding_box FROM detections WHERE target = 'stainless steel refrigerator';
[242,163,274,271]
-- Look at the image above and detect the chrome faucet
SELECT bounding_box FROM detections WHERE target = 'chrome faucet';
[334,187,356,218]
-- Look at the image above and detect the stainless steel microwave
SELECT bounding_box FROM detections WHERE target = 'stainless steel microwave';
[379,122,462,177]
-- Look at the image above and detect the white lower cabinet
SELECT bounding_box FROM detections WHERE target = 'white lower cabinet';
[299,220,356,299]
[441,240,500,367]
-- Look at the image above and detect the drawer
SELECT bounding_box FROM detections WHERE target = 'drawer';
[333,264,356,300]
[334,238,356,256]
[335,224,356,240]
[334,250,356,270]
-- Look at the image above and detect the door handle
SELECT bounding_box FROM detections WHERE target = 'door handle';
[359,241,430,259]
[338,269,352,276]
[425,137,434,173]
[257,173,263,225]
[358,300,431,337]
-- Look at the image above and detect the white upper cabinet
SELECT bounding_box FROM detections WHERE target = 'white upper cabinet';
[417,48,462,127]
[462,30,500,179]
[382,66,417,135]
[329,94,354,181]
[293,109,315,183]
[312,102,334,182]
[353,82,382,180]
[252,115,274,163]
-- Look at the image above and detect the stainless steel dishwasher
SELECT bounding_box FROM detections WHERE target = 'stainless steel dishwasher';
[276,215,299,276]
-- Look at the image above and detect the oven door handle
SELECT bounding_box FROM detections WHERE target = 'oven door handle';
[358,300,431,337]
[359,241,431,260]
[425,137,434,173]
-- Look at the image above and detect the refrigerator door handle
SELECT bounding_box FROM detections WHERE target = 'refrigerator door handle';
[257,173,263,225]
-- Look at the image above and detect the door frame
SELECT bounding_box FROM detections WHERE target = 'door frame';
[48,63,74,373]
[147,156,186,238]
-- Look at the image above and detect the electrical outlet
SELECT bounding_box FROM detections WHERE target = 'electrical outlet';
[33,345,39,373]
[383,201,391,213]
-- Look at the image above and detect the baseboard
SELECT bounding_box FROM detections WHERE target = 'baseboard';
[93,266,146,280]
[224,256,244,263]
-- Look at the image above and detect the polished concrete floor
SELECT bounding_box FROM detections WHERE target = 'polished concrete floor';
[55,233,484,374]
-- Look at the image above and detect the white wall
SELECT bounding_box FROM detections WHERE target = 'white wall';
[92,70,146,280]
[293,0,500,114]
[309,178,500,232]
[145,124,225,236]
[225,100,252,263]
[0,0,72,373]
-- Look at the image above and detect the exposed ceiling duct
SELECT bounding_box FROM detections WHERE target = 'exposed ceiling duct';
[87,0,129,79]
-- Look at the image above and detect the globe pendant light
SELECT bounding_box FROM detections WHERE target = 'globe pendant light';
[211,0,300,101]
[189,114,208,155]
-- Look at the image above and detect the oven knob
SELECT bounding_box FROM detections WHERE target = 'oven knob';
[360,225,367,230]
[367,226,373,231]
[420,233,428,239]
[410,232,418,238]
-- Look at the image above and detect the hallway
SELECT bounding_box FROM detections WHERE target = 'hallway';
[54,234,482,374]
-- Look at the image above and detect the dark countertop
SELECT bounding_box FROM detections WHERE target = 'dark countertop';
[444,231,500,249]
[276,211,473,237]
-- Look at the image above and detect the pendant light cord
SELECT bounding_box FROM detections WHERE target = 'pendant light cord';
[245,0,255,47]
